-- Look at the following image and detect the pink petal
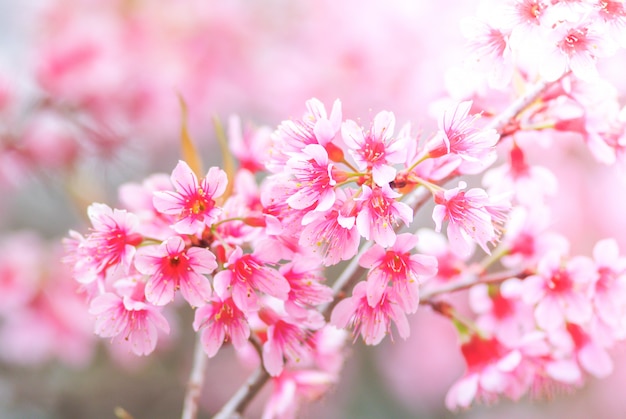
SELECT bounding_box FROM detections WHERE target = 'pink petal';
[329,298,356,329]
[187,247,218,274]
[579,342,613,378]
[535,297,564,331]
[152,191,182,215]
[145,274,176,306]
[546,359,581,384]
[372,164,397,187]
[179,271,212,307]
[373,110,395,140]
[171,160,198,194]
[201,324,226,358]
[262,327,284,376]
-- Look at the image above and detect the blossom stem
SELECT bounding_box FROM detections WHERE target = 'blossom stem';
[182,333,209,419]
[477,243,510,273]
[485,77,558,133]
[421,269,525,301]
[212,367,271,419]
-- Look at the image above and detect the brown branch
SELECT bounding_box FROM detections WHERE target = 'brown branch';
[181,334,209,419]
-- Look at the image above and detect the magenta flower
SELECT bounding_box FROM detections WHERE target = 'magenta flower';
[193,295,250,358]
[89,286,170,356]
[590,239,626,333]
[262,369,337,419]
[299,188,361,266]
[134,236,217,307]
[280,261,333,320]
[359,233,437,313]
[445,334,527,410]
[267,98,342,173]
[427,101,499,170]
[67,203,142,284]
[432,181,509,257]
[355,184,413,248]
[522,252,596,331]
[286,144,337,212]
[342,110,408,186]
[261,308,312,376]
[213,245,290,313]
[541,22,617,81]
[153,160,228,234]
[331,281,409,346]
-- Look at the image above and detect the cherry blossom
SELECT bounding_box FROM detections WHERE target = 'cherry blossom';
[153,160,228,235]
[522,252,596,331]
[427,101,499,173]
[260,308,312,376]
[89,282,170,356]
[67,203,142,284]
[342,110,408,186]
[355,183,413,248]
[445,334,528,409]
[286,144,338,212]
[134,236,217,307]
[299,188,361,266]
[540,21,617,81]
[331,281,409,345]
[359,233,438,313]
[432,181,509,257]
[193,295,250,358]
[213,245,290,313]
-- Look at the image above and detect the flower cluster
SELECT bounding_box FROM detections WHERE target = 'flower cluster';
[60,0,626,417]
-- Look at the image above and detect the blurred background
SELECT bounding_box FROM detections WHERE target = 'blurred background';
[2,0,626,418]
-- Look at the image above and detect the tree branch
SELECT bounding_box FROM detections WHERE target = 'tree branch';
[181,334,209,419]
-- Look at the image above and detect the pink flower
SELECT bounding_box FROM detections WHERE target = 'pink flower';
[299,188,361,266]
[415,228,469,286]
[286,144,337,212]
[262,369,336,419]
[330,281,409,346]
[445,334,527,409]
[342,110,408,186]
[595,0,626,47]
[260,308,312,376]
[153,160,228,234]
[355,184,413,248]
[89,284,170,356]
[67,203,142,284]
[499,206,569,269]
[522,252,596,331]
[427,101,499,172]
[482,143,558,206]
[460,17,513,87]
[590,239,626,335]
[213,245,290,313]
[267,98,342,173]
[193,295,250,358]
[564,322,613,378]
[469,279,535,345]
[359,233,437,313]
[540,22,617,81]
[134,236,217,306]
[228,114,272,173]
[501,0,549,48]
[280,261,333,320]
[432,181,509,257]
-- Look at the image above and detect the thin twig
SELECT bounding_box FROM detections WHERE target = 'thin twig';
[420,269,526,301]
[212,367,271,419]
[182,334,209,419]
[484,78,554,132]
